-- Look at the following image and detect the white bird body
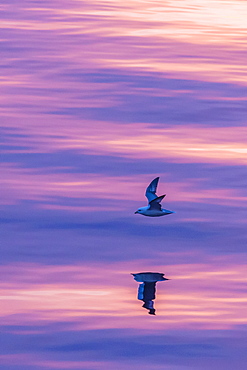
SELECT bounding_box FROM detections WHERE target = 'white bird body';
[135,177,174,217]
[136,206,173,217]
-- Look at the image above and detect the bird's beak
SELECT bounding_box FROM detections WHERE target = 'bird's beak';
[134,211,138,214]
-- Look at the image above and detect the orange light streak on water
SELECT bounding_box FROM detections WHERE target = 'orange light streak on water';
[1,1,247,84]
[2,121,247,164]
[1,261,246,331]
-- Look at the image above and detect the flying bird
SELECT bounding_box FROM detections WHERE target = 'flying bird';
[135,177,174,217]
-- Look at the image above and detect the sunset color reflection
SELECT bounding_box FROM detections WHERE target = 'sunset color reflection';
[1,0,247,369]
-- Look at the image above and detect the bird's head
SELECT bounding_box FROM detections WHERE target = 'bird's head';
[134,207,145,215]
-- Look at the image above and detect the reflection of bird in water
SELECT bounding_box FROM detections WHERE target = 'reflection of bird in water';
[132,272,169,315]
[134,177,174,217]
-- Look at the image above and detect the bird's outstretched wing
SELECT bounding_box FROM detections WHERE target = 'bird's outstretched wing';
[145,177,160,203]
[148,194,166,210]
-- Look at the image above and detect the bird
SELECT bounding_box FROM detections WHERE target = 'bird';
[134,177,174,217]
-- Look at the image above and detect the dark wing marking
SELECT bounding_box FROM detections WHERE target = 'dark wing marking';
[148,194,166,210]
[145,177,159,203]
